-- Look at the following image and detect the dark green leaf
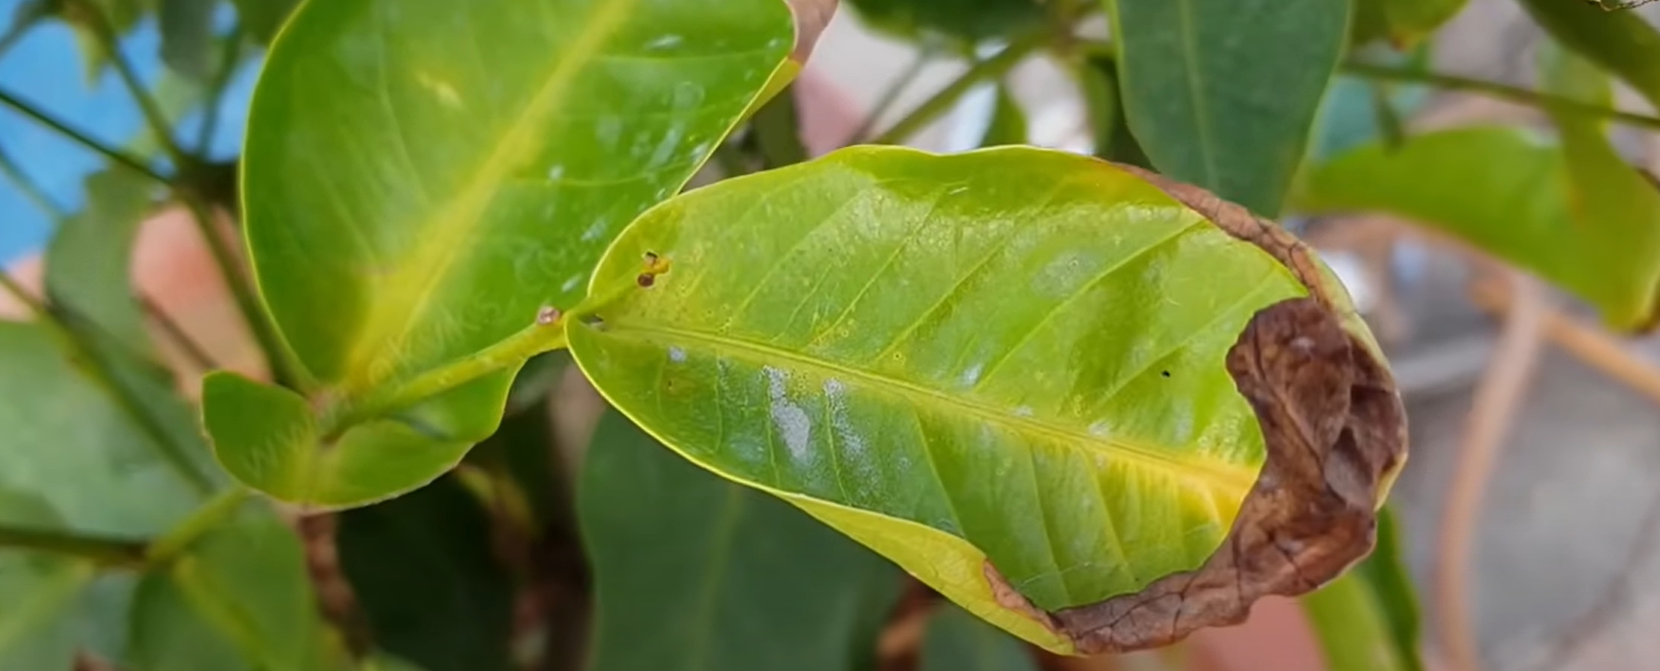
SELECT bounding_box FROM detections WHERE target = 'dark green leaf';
[580,411,903,671]
[978,83,1027,147]
[160,0,215,80]
[127,506,350,671]
[44,166,157,353]
[337,475,514,671]
[1076,54,1151,169]
[1518,0,1660,110]
[750,85,810,169]
[231,0,301,44]
[845,0,1046,51]
[918,605,1038,671]
[1350,507,1423,671]
[1108,0,1348,215]
[217,0,803,507]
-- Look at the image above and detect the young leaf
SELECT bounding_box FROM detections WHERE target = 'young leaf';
[217,0,811,507]
[160,0,215,80]
[567,146,1405,653]
[1517,0,1660,111]
[580,411,904,671]
[1107,0,1348,216]
[1293,126,1660,331]
[978,84,1028,147]
[126,506,351,671]
[0,322,202,535]
[919,605,1039,671]
[337,475,514,671]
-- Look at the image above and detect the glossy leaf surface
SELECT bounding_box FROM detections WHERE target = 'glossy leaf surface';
[220,0,802,506]
[1107,0,1347,216]
[568,146,1312,650]
[1518,0,1660,110]
[1294,126,1660,330]
[338,475,513,671]
[919,605,1038,671]
[580,411,903,671]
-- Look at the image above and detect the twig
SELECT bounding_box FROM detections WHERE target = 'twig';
[139,294,219,372]
[870,31,1049,145]
[0,142,64,219]
[0,88,169,184]
[196,24,244,156]
[1435,271,1549,671]
[76,0,190,169]
[848,48,933,144]
[0,523,148,568]
[177,196,300,387]
[1343,61,1660,131]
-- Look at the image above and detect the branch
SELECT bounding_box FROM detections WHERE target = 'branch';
[847,48,933,144]
[76,0,190,169]
[1435,271,1549,671]
[870,31,1048,145]
[0,88,169,184]
[0,142,65,219]
[175,196,303,388]
[1343,61,1660,131]
[196,24,245,156]
[0,523,147,568]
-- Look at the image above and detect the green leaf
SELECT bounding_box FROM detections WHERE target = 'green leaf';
[0,322,200,535]
[1107,0,1348,216]
[221,0,804,506]
[231,0,301,44]
[1301,572,1410,671]
[202,370,509,508]
[919,605,1039,671]
[127,506,350,671]
[567,146,1325,652]
[749,84,810,169]
[1517,0,1660,111]
[1076,54,1151,169]
[0,489,95,671]
[1349,507,1424,671]
[580,411,903,671]
[160,0,215,80]
[1351,0,1468,47]
[44,166,158,353]
[1293,126,1660,330]
[337,475,514,671]
[844,0,1047,51]
[1310,48,1432,163]
[978,84,1027,147]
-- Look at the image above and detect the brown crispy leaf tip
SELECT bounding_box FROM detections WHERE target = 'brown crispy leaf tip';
[987,164,1410,655]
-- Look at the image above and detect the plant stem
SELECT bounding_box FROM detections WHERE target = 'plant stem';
[78,0,190,169]
[848,49,933,144]
[0,143,65,220]
[0,271,216,495]
[140,294,219,371]
[320,316,568,438]
[0,88,169,184]
[1344,61,1660,131]
[146,486,248,566]
[176,196,304,388]
[870,31,1049,145]
[0,524,148,568]
[196,25,244,156]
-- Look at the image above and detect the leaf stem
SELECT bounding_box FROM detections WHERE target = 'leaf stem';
[870,31,1049,145]
[0,524,148,568]
[76,0,190,170]
[177,195,303,388]
[140,293,220,371]
[0,271,216,495]
[1343,61,1660,130]
[319,315,569,438]
[848,48,933,144]
[196,24,244,156]
[146,486,248,566]
[0,143,65,219]
[0,88,169,184]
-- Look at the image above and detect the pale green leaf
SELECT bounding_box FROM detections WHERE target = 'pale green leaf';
[581,411,903,671]
[567,146,1322,651]
[1107,0,1348,215]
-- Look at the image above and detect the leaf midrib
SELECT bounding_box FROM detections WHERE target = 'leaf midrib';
[598,321,1259,495]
